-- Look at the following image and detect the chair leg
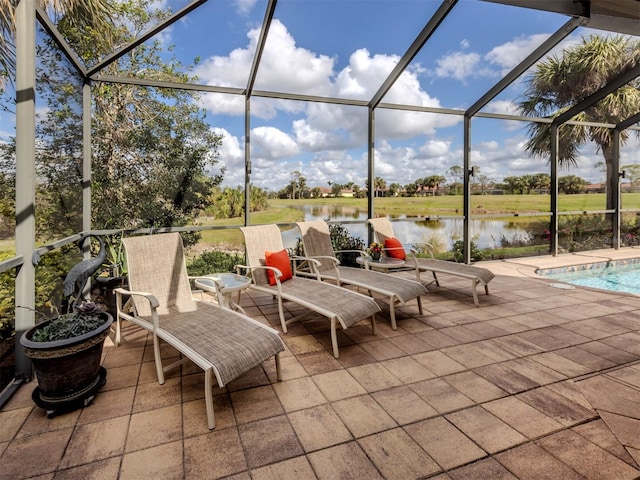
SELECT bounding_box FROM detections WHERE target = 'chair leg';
[417,295,423,315]
[330,317,339,358]
[471,280,480,306]
[275,352,282,381]
[115,316,121,346]
[370,314,377,336]
[153,333,165,384]
[277,296,288,333]
[204,368,215,430]
[389,298,397,330]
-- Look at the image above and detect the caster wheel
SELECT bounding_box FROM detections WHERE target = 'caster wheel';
[46,410,56,419]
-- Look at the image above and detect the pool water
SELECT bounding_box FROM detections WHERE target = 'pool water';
[538,259,640,295]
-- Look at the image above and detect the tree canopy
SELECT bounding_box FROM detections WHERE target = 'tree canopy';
[518,34,640,209]
[2,0,225,242]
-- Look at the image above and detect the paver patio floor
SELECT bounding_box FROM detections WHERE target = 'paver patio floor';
[1,248,640,479]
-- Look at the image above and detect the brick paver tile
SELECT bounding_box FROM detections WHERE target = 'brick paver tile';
[184,427,247,479]
[311,369,366,402]
[371,385,438,425]
[238,415,304,469]
[473,363,540,394]
[412,350,466,376]
[440,344,496,368]
[288,404,352,452]
[444,371,507,403]
[359,428,441,480]
[405,416,486,470]
[251,456,317,480]
[273,377,327,412]
[573,419,639,467]
[538,430,640,480]
[410,377,475,414]
[518,387,596,427]
[495,442,584,480]
[120,440,183,480]
[307,442,383,480]
[483,396,563,439]
[446,406,527,454]
[230,385,284,424]
[448,457,517,480]
[380,356,435,384]
[60,416,129,469]
[332,394,397,438]
[347,363,402,392]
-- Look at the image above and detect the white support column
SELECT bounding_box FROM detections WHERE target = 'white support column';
[14,0,37,378]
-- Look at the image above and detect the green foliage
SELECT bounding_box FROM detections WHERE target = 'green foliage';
[30,312,106,342]
[207,186,269,219]
[187,250,245,276]
[291,222,366,268]
[26,0,225,240]
[451,240,484,263]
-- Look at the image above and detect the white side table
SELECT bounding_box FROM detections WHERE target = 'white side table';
[194,273,251,314]
[356,256,406,273]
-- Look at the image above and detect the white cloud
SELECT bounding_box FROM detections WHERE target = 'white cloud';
[234,0,258,15]
[435,52,482,81]
[251,126,299,160]
[484,33,549,74]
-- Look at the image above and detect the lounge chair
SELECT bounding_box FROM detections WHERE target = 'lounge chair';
[368,217,495,306]
[239,224,380,358]
[114,233,284,429]
[296,220,426,330]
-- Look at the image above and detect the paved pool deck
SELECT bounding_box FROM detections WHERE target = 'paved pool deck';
[1,247,639,479]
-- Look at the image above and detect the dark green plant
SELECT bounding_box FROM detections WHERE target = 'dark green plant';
[30,302,108,342]
[452,240,484,263]
[292,223,366,268]
[187,250,245,276]
[0,316,13,342]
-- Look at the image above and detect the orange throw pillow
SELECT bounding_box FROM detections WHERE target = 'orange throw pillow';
[384,238,406,260]
[265,249,293,285]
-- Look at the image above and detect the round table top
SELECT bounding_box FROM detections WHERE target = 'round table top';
[356,256,405,269]
[194,273,251,292]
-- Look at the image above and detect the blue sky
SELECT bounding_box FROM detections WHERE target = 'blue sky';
[2,0,639,191]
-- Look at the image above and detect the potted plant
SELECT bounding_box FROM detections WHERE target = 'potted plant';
[367,242,384,261]
[20,301,112,416]
[93,233,128,317]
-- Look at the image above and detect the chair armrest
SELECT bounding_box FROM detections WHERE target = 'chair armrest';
[334,249,367,256]
[404,242,435,259]
[236,263,284,282]
[114,287,160,309]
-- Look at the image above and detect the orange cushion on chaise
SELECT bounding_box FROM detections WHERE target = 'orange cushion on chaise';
[384,238,406,260]
[265,249,293,285]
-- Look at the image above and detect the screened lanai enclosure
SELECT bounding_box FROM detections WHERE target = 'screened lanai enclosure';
[0,0,638,403]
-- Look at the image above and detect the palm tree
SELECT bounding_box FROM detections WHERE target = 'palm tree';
[518,35,640,211]
[0,0,112,84]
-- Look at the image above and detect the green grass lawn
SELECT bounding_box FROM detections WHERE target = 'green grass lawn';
[197,206,304,250]
[271,193,640,217]
[2,193,638,255]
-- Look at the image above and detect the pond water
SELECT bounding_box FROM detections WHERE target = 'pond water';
[281,204,536,250]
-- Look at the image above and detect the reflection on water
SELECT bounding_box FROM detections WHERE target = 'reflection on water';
[282,204,535,251]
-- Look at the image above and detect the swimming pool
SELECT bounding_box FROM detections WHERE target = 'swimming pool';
[538,258,640,295]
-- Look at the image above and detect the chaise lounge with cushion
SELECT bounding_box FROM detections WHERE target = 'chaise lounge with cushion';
[368,217,495,306]
[238,224,381,358]
[296,220,426,330]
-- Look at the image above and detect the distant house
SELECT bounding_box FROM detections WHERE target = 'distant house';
[585,183,605,194]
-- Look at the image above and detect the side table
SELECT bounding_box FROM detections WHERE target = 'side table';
[355,256,405,273]
[194,273,251,314]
